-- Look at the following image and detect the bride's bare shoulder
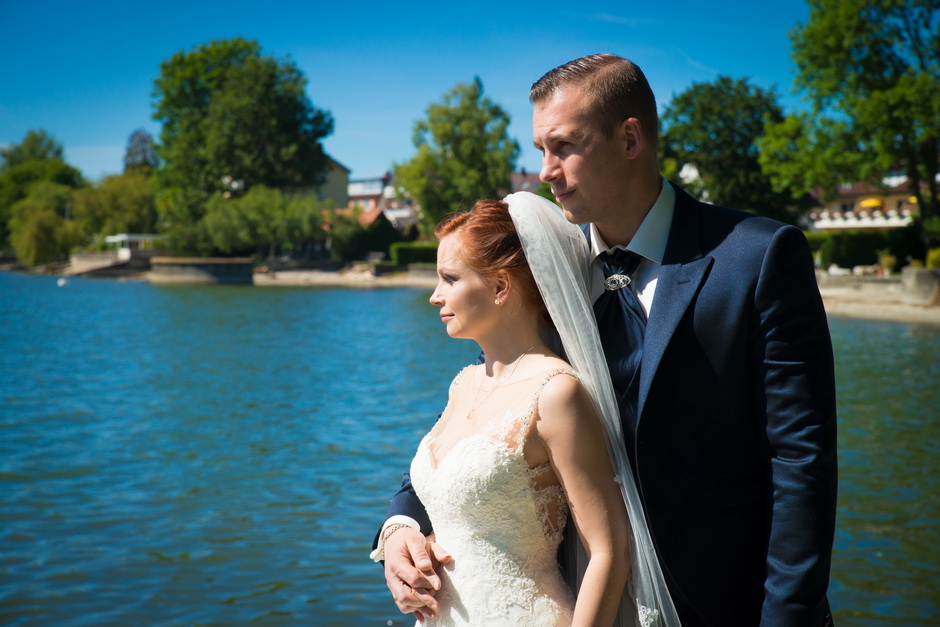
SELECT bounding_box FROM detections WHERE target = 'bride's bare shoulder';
[532,366,595,427]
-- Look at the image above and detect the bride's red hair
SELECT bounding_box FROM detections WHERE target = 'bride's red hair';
[435,200,547,320]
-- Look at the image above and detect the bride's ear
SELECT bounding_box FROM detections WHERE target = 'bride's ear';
[493,271,511,306]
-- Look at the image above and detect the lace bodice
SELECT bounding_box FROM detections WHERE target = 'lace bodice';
[410,367,578,626]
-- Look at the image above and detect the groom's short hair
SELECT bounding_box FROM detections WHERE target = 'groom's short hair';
[529,53,658,148]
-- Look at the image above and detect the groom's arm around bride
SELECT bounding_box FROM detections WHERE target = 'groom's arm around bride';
[374,53,838,626]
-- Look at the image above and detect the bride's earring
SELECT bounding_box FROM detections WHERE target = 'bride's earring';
[494,298,501,305]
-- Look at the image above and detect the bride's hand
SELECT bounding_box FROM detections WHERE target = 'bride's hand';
[384,528,452,620]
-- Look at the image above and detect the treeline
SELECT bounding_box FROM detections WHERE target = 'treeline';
[0,130,152,266]
[0,38,400,267]
[2,0,938,267]
[0,127,405,266]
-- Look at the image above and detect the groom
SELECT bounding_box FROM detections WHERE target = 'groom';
[375,54,838,626]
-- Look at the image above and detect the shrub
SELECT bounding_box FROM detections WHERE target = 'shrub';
[927,248,940,270]
[818,224,925,269]
[877,248,897,273]
[924,216,940,247]
[803,231,828,253]
[390,241,437,265]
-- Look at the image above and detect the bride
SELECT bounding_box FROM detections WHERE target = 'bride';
[378,192,679,626]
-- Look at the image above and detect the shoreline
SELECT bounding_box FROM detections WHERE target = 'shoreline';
[5,267,939,326]
[252,268,438,289]
[817,286,940,326]
[255,270,940,326]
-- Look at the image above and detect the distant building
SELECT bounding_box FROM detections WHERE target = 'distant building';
[69,233,166,276]
[341,168,576,235]
[326,206,388,229]
[313,155,351,208]
[348,172,392,211]
[347,172,419,232]
[671,162,927,233]
[103,233,165,260]
[511,169,543,194]
[808,173,922,231]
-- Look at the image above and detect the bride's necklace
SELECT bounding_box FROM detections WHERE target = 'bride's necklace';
[466,342,539,420]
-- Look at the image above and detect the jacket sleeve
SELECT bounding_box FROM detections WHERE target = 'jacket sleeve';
[370,472,433,551]
[751,225,838,626]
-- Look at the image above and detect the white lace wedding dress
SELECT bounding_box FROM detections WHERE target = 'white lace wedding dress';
[410,366,578,626]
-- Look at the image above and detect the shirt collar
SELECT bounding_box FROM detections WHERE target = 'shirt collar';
[589,177,675,264]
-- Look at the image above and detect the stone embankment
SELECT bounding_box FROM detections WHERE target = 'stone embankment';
[4,260,938,325]
[816,270,939,326]
[256,266,940,326]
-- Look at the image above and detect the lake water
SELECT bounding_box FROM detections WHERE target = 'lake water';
[1,272,937,626]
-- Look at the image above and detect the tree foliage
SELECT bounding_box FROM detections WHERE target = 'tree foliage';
[123,129,159,175]
[0,130,64,173]
[534,181,556,203]
[0,158,83,214]
[8,182,84,266]
[395,77,519,236]
[661,75,801,222]
[203,185,325,259]
[0,130,84,249]
[152,37,334,253]
[72,172,156,236]
[760,0,940,243]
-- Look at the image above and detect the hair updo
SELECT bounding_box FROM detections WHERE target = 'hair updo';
[435,199,548,321]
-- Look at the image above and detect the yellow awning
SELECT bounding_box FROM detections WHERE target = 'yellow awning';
[859,198,883,208]
[908,196,918,204]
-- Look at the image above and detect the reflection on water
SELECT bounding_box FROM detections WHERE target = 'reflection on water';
[827,318,939,626]
[1,273,937,625]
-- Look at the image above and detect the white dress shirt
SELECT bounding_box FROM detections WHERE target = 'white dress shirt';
[588,178,675,316]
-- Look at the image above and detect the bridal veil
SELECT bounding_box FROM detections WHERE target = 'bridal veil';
[506,191,681,627]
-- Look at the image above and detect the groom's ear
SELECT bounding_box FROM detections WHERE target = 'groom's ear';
[620,117,644,159]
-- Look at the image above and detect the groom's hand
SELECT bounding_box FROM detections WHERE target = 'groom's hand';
[384,528,452,620]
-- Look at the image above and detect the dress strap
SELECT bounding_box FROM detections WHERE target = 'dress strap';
[520,368,580,435]
[504,368,581,451]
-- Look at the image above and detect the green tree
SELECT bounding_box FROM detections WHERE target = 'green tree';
[282,194,328,258]
[395,77,519,236]
[534,181,555,203]
[203,185,325,259]
[0,129,64,172]
[72,172,156,236]
[760,0,940,244]
[0,130,84,248]
[204,185,286,258]
[661,75,801,223]
[0,159,83,223]
[8,182,84,266]
[152,37,334,253]
[123,129,159,175]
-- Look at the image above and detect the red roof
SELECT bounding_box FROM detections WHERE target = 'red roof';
[322,207,386,229]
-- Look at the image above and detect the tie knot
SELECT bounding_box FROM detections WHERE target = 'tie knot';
[600,248,643,278]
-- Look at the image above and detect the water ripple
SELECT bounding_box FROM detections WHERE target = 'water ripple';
[1,273,937,625]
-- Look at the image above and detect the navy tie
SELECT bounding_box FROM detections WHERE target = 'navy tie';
[593,249,646,459]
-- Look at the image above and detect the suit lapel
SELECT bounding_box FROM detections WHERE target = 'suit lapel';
[637,186,711,422]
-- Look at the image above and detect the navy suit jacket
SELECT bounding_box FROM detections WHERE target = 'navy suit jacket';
[380,184,838,626]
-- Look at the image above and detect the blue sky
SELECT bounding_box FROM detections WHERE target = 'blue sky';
[0,0,812,182]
